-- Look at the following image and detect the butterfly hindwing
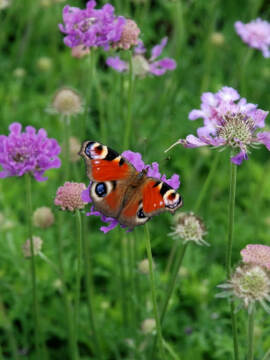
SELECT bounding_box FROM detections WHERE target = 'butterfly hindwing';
[142,178,182,216]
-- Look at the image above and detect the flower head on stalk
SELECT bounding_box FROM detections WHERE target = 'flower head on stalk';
[235,19,270,58]
[217,263,270,314]
[55,182,87,211]
[241,244,270,270]
[106,37,176,77]
[167,87,270,165]
[0,123,61,181]
[49,87,83,116]
[59,0,126,50]
[169,212,208,246]
[81,150,180,233]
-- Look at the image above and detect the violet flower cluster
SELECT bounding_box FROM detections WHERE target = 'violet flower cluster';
[59,0,125,49]
[0,123,61,181]
[168,87,270,165]
[106,37,176,77]
[81,150,180,233]
[235,18,270,58]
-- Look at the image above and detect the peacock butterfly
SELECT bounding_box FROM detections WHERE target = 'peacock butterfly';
[80,141,183,229]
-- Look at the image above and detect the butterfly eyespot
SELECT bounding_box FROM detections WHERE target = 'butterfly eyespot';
[164,190,182,209]
[137,207,146,219]
[95,182,107,197]
[85,142,108,159]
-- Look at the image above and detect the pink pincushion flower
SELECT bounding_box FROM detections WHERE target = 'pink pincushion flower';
[106,37,176,77]
[0,122,61,181]
[59,0,126,50]
[241,244,270,270]
[114,19,140,50]
[81,150,180,233]
[235,19,270,58]
[55,182,87,211]
[168,87,270,165]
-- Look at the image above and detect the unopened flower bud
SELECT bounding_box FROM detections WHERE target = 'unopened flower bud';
[36,57,52,72]
[141,318,156,334]
[33,207,54,228]
[210,32,225,46]
[138,258,155,274]
[51,88,83,116]
[22,236,43,258]
[132,55,150,77]
[13,68,26,78]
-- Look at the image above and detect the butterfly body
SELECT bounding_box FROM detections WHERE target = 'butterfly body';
[80,141,182,229]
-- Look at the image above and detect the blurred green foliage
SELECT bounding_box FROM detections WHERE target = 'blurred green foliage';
[0,0,270,359]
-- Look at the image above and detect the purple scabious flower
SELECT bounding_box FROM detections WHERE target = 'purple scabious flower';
[0,123,61,181]
[235,19,270,58]
[106,37,176,77]
[59,0,126,50]
[81,150,180,233]
[168,87,270,165]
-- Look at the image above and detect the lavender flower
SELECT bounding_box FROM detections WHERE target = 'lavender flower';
[235,18,270,58]
[59,0,125,50]
[106,37,176,77]
[0,123,61,181]
[167,87,270,165]
[81,150,180,233]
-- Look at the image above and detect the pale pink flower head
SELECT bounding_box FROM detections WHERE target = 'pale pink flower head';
[241,244,270,270]
[55,182,87,211]
[114,19,140,50]
[71,44,90,58]
[235,19,270,58]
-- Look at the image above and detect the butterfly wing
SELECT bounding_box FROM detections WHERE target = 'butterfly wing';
[80,141,137,219]
[118,178,182,229]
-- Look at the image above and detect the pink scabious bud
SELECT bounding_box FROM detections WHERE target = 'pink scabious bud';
[55,182,87,211]
[71,44,90,58]
[22,236,43,258]
[241,244,270,270]
[33,207,55,228]
[115,19,140,50]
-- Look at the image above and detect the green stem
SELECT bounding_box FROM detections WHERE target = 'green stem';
[56,211,77,360]
[247,309,255,360]
[165,152,219,279]
[82,220,102,358]
[160,244,187,324]
[63,115,70,180]
[119,236,128,329]
[262,348,270,360]
[25,173,42,359]
[92,52,106,143]
[225,159,239,360]
[74,210,82,358]
[144,224,165,360]
[152,243,188,357]
[164,241,178,276]
[123,51,134,150]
